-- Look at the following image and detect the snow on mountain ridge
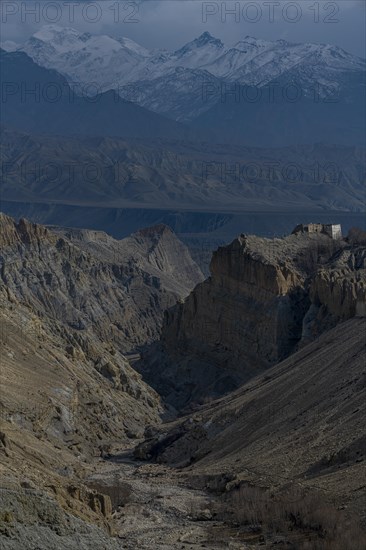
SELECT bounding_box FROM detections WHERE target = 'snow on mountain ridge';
[19,25,365,78]
[10,25,365,119]
[17,24,151,90]
[33,24,78,40]
[117,37,150,57]
[174,31,224,54]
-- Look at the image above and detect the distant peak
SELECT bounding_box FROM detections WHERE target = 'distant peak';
[199,31,214,40]
[234,36,271,50]
[40,23,64,32]
[174,32,224,57]
[32,24,80,41]
[196,31,223,47]
[0,40,20,52]
[242,35,262,44]
[136,224,172,239]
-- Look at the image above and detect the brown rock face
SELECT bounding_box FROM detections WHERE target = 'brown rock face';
[139,232,365,408]
[163,235,308,368]
[0,213,204,451]
[0,213,164,461]
[54,223,204,302]
[0,214,203,353]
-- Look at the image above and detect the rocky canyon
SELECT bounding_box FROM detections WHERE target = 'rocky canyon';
[0,214,365,549]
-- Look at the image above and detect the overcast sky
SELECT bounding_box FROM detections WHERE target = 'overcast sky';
[1,0,365,57]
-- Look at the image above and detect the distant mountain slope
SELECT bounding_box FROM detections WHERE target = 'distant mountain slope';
[0,49,190,140]
[118,67,222,122]
[191,71,366,147]
[1,127,365,212]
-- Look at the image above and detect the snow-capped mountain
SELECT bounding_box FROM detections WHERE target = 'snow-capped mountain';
[3,25,365,121]
[9,25,149,91]
[172,31,225,68]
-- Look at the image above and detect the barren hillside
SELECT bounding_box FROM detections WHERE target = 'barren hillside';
[136,317,366,525]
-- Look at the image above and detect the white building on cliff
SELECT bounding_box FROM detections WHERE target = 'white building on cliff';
[292,223,342,239]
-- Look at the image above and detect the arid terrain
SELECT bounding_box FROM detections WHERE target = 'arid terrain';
[0,215,365,549]
[1,12,365,549]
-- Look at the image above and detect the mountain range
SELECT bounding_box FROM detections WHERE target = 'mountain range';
[1,126,365,211]
[2,25,365,146]
[6,26,365,108]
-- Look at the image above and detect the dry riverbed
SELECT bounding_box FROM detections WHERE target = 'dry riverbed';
[86,448,259,550]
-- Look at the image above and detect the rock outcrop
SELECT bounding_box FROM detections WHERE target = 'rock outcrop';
[138,231,365,408]
[310,245,366,319]
[1,214,203,354]
[55,223,204,302]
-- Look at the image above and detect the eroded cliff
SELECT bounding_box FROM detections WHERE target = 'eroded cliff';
[139,231,365,408]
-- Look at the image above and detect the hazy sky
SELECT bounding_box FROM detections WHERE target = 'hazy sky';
[1,0,365,57]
